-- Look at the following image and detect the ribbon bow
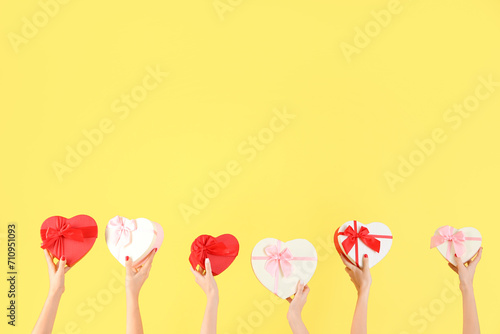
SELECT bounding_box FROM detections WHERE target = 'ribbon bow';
[41,222,84,249]
[189,235,238,273]
[107,216,137,248]
[264,244,294,278]
[430,226,466,258]
[341,225,381,254]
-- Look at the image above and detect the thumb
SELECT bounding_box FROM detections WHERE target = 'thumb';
[125,255,133,274]
[295,280,304,297]
[362,254,370,271]
[455,254,465,271]
[57,256,67,273]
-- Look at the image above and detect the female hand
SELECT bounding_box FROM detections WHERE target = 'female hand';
[341,254,371,334]
[191,258,219,334]
[340,254,371,294]
[190,258,219,301]
[448,247,483,292]
[125,249,156,298]
[286,282,310,334]
[32,250,70,334]
[44,249,70,297]
[287,281,310,317]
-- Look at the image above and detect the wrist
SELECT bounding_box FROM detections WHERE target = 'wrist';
[287,310,303,326]
[358,285,370,297]
[126,287,140,300]
[48,288,64,299]
[207,293,219,304]
[460,282,474,294]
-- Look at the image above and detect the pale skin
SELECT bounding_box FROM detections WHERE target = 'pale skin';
[125,249,156,334]
[448,247,482,334]
[190,258,219,334]
[340,253,371,334]
[286,281,310,334]
[32,250,71,334]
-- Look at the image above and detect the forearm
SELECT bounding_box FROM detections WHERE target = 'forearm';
[32,291,62,334]
[461,286,480,334]
[126,291,144,334]
[201,296,218,334]
[351,289,369,334]
[287,312,309,334]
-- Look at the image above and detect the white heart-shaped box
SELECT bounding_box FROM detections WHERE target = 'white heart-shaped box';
[251,238,317,299]
[334,220,393,268]
[431,226,482,266]
[105,216,164,268]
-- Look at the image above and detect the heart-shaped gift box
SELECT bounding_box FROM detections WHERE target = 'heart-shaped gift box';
[334,220,393,268]
[189,234,239,276]
[40,215,98,267]
[430,225,482,266]
[251,238,317,299]
[105,216,164,268]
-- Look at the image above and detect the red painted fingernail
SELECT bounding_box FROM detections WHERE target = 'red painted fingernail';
[125,256,129,261]
[153,248,157,253]
[364,254,368,258]
[61,256,66,261]
[454,253,457,257]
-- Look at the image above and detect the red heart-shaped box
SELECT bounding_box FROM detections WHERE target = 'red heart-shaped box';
[40,215,98,267]
[189,234,239,276]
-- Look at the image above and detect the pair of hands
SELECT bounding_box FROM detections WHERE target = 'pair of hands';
[43,248,157,299]
[338,246,483,294]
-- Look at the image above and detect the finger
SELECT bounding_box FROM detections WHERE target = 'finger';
[295,280,304,297]
[43,249,56,271]
[362,254,370,272]
[124,256,133,275]
[57,256,67,273]
[143,249,156,271]
[303,284,310,297]
[205,258,213,277]
[64,266,72,274]
[190,266,203,280]
[455,255,465,271]
[471,247,482,265]
[448,262,458,274]
[286,297,293,304]
[340,254,356,270]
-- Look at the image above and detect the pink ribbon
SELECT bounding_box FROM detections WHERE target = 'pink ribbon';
[264,244,294,278]
[430,226,481,259]
[252,240,317,295]
[107,216,137,248]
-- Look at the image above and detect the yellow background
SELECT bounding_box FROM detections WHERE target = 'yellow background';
[1,0,500,333]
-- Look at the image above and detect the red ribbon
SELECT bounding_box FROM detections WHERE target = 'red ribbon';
[189,235,238,271]
[339,220,392,266]
[40,217,98,257]
[341,225,381,254]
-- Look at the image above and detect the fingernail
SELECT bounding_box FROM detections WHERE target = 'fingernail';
[153,248,157,253]
[61,256,66,261]
[364,254,368,258]
[205,258,210,264]
[125,256,129,261]
[454,254,457,257]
